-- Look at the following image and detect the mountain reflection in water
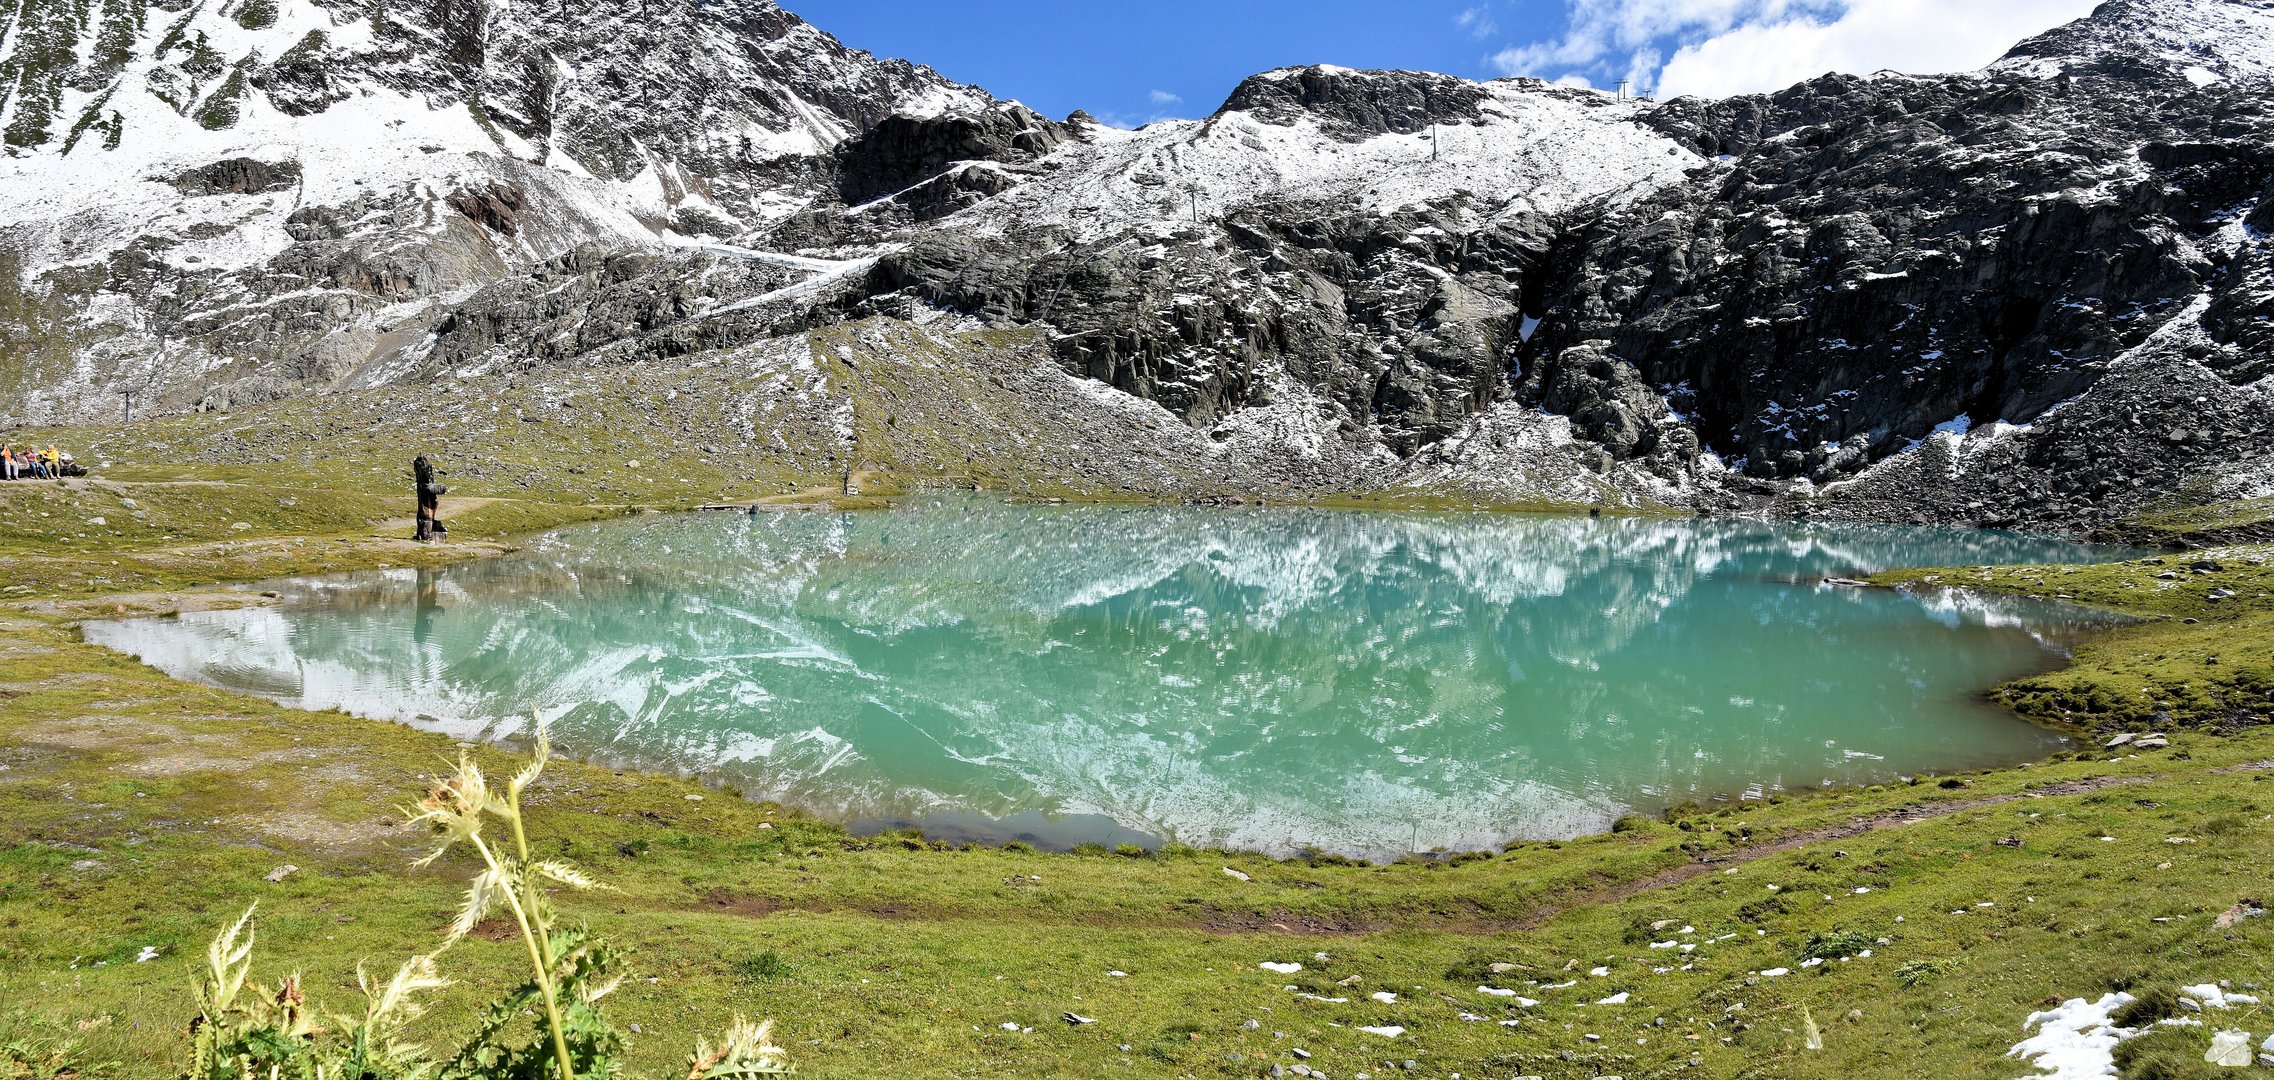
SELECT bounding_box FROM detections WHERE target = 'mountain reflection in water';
[88,499,2129,858]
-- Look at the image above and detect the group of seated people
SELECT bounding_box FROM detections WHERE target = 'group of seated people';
[1,443,70,480]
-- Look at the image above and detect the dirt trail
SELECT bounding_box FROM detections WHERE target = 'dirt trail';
[693,774,2156,937]
[372,495,506,534]
[1503,774,2151,931]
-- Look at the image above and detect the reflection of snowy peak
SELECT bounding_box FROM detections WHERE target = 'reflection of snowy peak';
[86,504,2102,857]
[9,1,2274,535]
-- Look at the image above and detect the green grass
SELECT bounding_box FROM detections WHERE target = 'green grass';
[1875,549,2274,734]
[2111,495,2274,546]
[2,463,2274,1077]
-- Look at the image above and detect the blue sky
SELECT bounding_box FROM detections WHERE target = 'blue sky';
[786,0,2098,126]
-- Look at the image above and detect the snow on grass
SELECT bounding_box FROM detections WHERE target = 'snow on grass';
[2009,993,2135,1079]
[2011,982,2270,1079]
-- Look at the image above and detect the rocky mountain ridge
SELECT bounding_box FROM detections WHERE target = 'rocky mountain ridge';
[3,0,2272,534]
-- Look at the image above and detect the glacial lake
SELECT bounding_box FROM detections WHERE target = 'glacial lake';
[88,499,2132,858]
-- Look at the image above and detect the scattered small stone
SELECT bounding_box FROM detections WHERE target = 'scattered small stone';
[264,864,298,883]
[1357,1026,1405,1038]
[2216,901,2268,929]
[1223,867,1252,882]
[1261,962,1303,975]
[1063,1012,1096,1025]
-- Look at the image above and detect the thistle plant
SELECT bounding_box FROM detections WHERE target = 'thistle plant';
[406,717,600,1080]
[187,714,791,1080]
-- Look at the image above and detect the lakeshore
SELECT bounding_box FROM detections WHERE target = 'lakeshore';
[3,467,2272,1077]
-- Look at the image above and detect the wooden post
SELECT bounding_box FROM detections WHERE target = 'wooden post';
[414,455,447,542]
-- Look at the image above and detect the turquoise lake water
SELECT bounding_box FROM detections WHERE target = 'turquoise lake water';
[87,500,2131,858]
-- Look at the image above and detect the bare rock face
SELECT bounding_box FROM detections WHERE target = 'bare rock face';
[166,158,303,196]
[1530,342,1694,475]
[835,106,1067,211]
[1516,0,2274,493]
[1219,66,1490,140]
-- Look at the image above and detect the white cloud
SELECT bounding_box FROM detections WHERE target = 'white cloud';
[1655,0,2097,98]
[1491,0,1814,81]
[1148,89,1183,106]
[1491,0,2094,98]
[1456,6,1501,40]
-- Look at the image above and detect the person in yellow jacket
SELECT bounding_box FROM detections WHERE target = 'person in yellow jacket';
[42,445,61,480]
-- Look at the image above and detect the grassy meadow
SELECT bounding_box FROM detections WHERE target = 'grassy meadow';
[0,435,2271,1078]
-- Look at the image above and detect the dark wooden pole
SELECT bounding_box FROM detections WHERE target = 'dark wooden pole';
[414,455,447,542]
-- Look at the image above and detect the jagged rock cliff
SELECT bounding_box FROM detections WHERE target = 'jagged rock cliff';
[3,0,2271,533]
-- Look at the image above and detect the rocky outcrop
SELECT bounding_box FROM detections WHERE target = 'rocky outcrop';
[835,106,1066,210]
[1518,11,2274,489]
[166,157,302,196]
[1218,66,1490,140]
[864,195,1559,452]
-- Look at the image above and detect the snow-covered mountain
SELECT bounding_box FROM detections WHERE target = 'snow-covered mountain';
[0,0,1033,407]
[4,0,2272,533]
